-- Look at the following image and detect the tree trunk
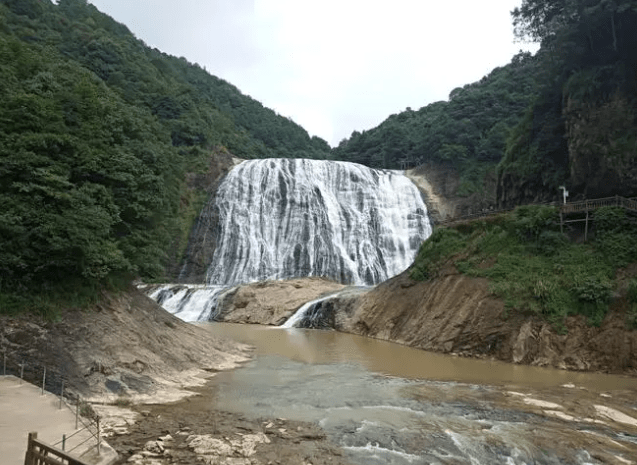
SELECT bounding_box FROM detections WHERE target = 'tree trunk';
[611,11,618,52]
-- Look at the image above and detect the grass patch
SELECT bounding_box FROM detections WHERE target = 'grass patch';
[409,228,466,280]
[0,274,127,320]
[410,205,636,328]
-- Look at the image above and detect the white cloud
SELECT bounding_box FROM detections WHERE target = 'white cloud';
[89,0,538,146]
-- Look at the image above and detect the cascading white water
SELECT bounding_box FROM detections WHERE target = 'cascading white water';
[149,158,432,322]
[148,285,227,322]
[206,158,431,286]
[280,294,334,329]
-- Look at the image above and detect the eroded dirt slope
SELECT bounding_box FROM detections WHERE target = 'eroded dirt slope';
[0,289,250,402]
[338,269,637,375]
[220,273,637,376]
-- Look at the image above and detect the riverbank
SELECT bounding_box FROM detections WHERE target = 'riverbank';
[0,289,353,464]
[215,272,637,377]
[0,288,251,402]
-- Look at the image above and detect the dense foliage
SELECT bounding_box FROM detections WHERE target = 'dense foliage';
[410,206,637,328]
[0,0,330,313]
[3,0,637,319]
[628,278,637,328]
[498,0,637,203]
[333,52,539,196]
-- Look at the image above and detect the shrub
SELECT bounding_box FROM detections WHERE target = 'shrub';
[596,231,637,267]
[510,205,560,243]
[573,276,613,304]
[508,205,567,254]
[595,206,628,235]
[594,207,637,266]
[572,276,613,326]
[409,228,466,281]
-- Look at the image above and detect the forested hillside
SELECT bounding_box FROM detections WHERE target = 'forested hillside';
[0,0,329,313]
[333,52,539,197]
[498,0,637,206]
[4,0,636,314]
[335,0,637,206]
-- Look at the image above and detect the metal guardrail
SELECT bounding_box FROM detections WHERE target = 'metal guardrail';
[1,351,103,462]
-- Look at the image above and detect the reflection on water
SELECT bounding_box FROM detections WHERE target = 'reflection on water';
[202,323,637,465]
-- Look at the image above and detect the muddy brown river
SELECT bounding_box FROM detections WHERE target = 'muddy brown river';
[202,323,637,464]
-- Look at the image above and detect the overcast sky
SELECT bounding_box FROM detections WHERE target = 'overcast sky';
[87,0,538,146]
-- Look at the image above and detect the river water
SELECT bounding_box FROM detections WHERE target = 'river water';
[201,323,637,465]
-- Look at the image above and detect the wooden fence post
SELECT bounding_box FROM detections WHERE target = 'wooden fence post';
[59,380,64,410]
[24,432,37,465]
[42,367,46,395]
[96,417,101,455]
[75,400,79,430]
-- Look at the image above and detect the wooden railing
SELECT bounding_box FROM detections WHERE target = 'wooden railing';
[561,195,637,214]
[438,196,637,226]
[437,206,517,225]
[24,432,90,465]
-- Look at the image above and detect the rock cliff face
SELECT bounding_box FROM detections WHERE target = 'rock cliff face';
[407,162,498,222]
[176,150,240,283]
[0,289,250,401]
[497,171,562,209]
[218,272,637,376]
[496,93,637,207]
[564,93,637,199]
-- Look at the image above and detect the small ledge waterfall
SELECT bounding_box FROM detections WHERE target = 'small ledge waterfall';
[150,158,432,322]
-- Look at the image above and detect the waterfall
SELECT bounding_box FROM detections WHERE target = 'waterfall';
[148,285,227,322]
[279,295,334,329]
[206,158,431,286]
[149,158,432,322]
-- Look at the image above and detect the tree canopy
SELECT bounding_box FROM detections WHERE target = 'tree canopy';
[499,0,637,205]
[333,52,540,197]
[0,0,330,311]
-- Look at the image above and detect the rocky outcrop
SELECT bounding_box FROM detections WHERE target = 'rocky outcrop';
[564,93,637,199]
[496,93,637,208]
[335,271,514,355]
[337,270,637,374]
[216,278,346,326]
[175,149,241,283]
[407,161,498,223]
